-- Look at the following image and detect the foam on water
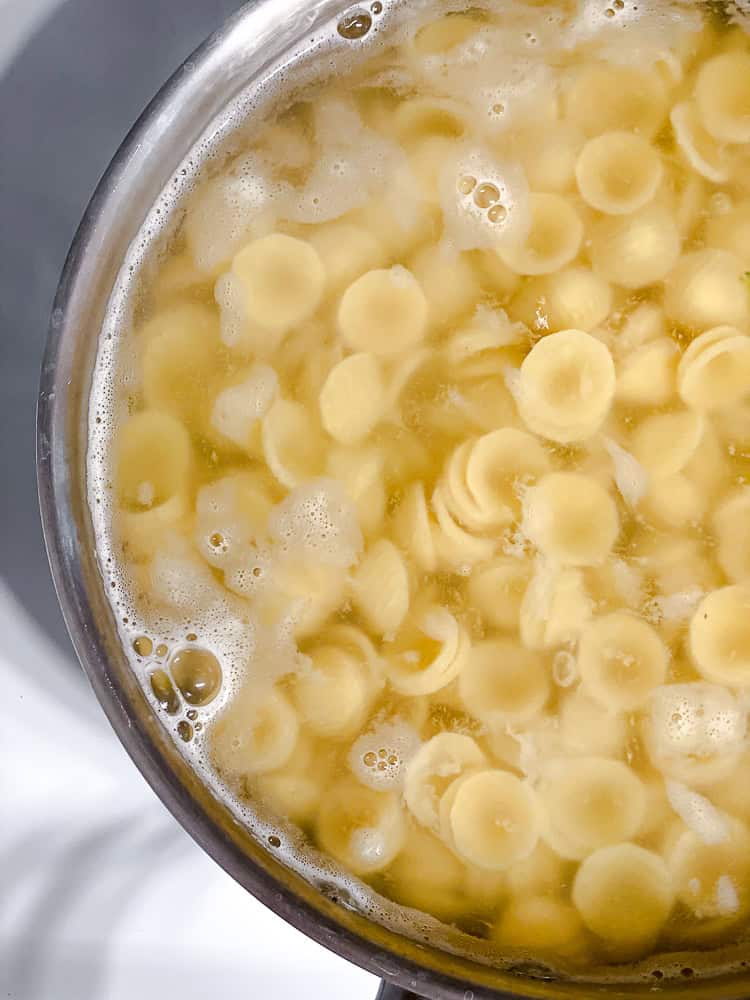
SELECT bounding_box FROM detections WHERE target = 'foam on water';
[86,0,750,983]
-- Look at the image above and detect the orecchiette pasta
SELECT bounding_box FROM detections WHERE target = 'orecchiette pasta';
[668,817,750,921]
[316,781,406,875]
[563,63,667,138]
[539,757,646,860]
[392,481,438,573]
[664,249,749,330]
[385,605,470,695]
[589,205,681,289]
[458,638,549,726]
[352,539,411,635]
[519,561,592,649]
[446,769,541,871]
[403,731,486,831]
[677,326,750,412]
[616,337,678,407]
[578,611,670,711]
[115,410,192,511]
[575,132,662,215]
[466,557,531,630]
[572,844,675,957]
[262,398,326,488]
[670,101,732,184]
[522,473,619,567]
[410,243,481,329]
[517,329,616,442]
[338,266,428,356]
[319,352,386,445]
[294,645,370,738]
[513,267,613,334]
[558,691,626,759]
[689,586,750,687]
[210,364,279,451]
[629,409,704,478]
[326,445,386,538]
[233,233,326,331]
[694,51,750,144]
[211,685,299,778]
[493,896,586,961]
[713,489,750,583]
[705,202,750,263]
[498,193,583,276]
[309,221,385,292]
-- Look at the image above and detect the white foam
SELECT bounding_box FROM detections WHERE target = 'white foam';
[210,364,279,448]
[604,438,649,508]
[716,875,741,916]
[648,683,747,759]
[349,719,422,790]
[269,477,363,568]
[666,781,729,845]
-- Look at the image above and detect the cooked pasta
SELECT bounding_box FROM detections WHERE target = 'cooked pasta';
[103,1,750,974]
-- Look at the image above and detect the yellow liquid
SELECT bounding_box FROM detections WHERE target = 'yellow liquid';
[104,0,750,979]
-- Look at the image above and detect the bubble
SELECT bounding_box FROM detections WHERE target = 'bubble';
[337,10,373,40]
[370,1,382,13]
[457,174,477,195]
[268,834,282,848]
[133,635,153,657]
[488,203,507,224]
[349,720,421,790]
[170,647,223,706]
[150,669,180,715]
[187,709,198,721]
[177,720,194,742]
[155,643,169,658]
[473,182,500,208]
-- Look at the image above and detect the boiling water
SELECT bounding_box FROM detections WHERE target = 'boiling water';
[88,0,750,982]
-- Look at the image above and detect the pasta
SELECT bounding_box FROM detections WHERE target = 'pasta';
[319,352,386,444]
[446,769,541,870]
[309,221,385,292]
[466,557,530,630]
[589,205,681,289]
[517,330,615,442]
[713,489,750,583]
[294,645,370,738]
[629,409,704,478]
[211,685,299,777]
[513,267,613,334]
[115,410,192,512]
[578,612,669,711]
[392,481,438,573]
[689,586,750,687]
[385,606,470,695]
[519,562,592,649]
[522,473,619,567]
[493,896,586,961]
[210,364,278,451]
[616,337,678,407]
[539,757,646,860]
[677,326,750,412]
[458,637,549,726]
[694,52,750,144]
[351,539,411,635]
[233,233,326,331]
[670,101,732,184]
[668,818,750,922]
[575,132,662,215]
[498,193,583,276]
[262,398,326,488]
[563,63,667,138]
[403,731,486,831]
[338,266,428,356]
[316,781,406,875]
[572,844,675,958]
[663,249,749,330]
[558,691,626,759]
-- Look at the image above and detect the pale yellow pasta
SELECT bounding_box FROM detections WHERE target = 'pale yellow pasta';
[461,427,551,528]
[519,562,592,649]
[663,249,749,330]
[447,770,540,871]
[232,233,325,331]
[629,409,704,478]
[517,329,616,443]
[119,494,190,562]
[262,398,326,488]
[115,410,191,511]
[589,205,681,289]
[467,558,530,630]
[408,135,463,202]
[326,445,386,538]
[522,473,619,567]
[393,95,468,142]
[271,561,348,638]
[677,326,750,412]
[563,63,667,138]
[309,221,385,292]
[386,826,466,921]
[294,645,370,738]
[705,202,750,262]
[403,732,486,831]
[670,101,732,184]
[385,605,470,695]
[493,897,586,962]
[352,539,410,635]
[575,131,662,215]
[210,364,278,451]
[558,691,626,758]
[316,781,406,875]
[515,120,583,194]
[689,585,750,687]
[211,685,299,778]
[431,484,498,569]
[513,267,613,334]
[713,489,750,583]
[668,817,750,921]
[458,638,549,726]
[578,612,669,711]
[506,841,569,898]
[498,193,583,276]
[392,481,438,573]
[194,470,273,571]
[539,757,646,860]
[617,301,665,351]
[410,243,480,329]
[616,337,678,407]
[338,266,428,356]
[694,51,750,144]
[572,844,674,958]
[642,474,706,529]
[319,352,385,445]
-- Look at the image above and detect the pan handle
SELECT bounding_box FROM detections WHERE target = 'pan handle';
[375,983,425,1000]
